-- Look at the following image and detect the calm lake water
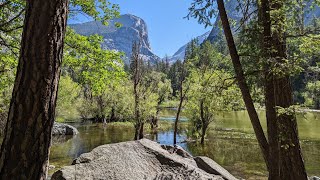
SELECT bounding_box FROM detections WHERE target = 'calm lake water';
[49,110,320,179]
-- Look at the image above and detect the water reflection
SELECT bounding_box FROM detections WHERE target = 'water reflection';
[49,110,320,178]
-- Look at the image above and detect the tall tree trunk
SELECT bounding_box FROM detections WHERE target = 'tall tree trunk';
[259,0,280,178]
[173,84,184,145]
[200,100,205,145]
[139,122,144,139]
[0,0,68,179]
[133,58,140,140]
[275,78,307,180]
[134,123,140,140]
[272,3,307,179]
[216,0,270,169]
[151,107,160,131]
[316,98,320,110]
[265,76,280,180]
[155,106,160,129]
[110,107,116,122]
[97,95,105,122]
[260,0,307,179]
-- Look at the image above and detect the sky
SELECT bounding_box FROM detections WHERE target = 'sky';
[70,0,211,58]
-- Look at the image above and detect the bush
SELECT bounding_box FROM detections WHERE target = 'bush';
[56,75,82,122]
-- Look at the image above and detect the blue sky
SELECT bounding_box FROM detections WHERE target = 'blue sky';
[70,0,210,58]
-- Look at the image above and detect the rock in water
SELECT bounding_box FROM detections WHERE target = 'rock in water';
[52,122,79,136]
[51,139,237,180]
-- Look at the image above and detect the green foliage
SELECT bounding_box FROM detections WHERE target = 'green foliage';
[303,81,320,109]
[186,69,244,136]
[138,71,172,120]
[160,100,180,108]
[69,0,120,25]
[185,41,243,139]
[0,0,24,112]
[56,75,82,121]
[155,57,170,75]
[298,34,320,56]
[0,54,16,112]
[137,86,158,122]
[144,71,172,106]
[168,60,183,96]
[64,27,125,96]
[77,78,135,121]
[0,0,24,55]
[0,0,122,117]
[187,0,217,28]
[61,28,126,121]
[275,105,300,117]
[75,69,172,124]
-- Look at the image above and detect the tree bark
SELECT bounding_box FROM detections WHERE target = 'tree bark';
[155,106,160,129]
[217,0,307,178]
[275,78,307,180]
[134,81,140,140]
[217,0,270,169]
[0,0,68,179]
[259,0,280,178]
[200,100,206,145]
[260,0,307,179]
[173,84,184,145]
[138,122,144,139]
[271,2,307,179]
[132,41,142,140]
[134,123,140,140]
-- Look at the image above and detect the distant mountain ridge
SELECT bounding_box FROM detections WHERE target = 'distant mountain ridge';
[168,31,210,63]
[70,14,160,64]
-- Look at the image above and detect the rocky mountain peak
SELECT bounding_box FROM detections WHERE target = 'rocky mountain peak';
[70,14,159,64]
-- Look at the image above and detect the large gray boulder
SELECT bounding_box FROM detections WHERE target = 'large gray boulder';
[51,139,237,180]
[52,122,79,136]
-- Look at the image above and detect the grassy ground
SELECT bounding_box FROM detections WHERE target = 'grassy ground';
[159,100,180,108]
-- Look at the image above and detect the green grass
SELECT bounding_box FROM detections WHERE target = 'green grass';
[159,100,180,108]
[107,121,135,129]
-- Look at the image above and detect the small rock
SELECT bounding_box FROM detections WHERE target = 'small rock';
[161,144,193,158]
[48,165,55,170]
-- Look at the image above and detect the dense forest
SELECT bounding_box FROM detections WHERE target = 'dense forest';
[0,0,319,179]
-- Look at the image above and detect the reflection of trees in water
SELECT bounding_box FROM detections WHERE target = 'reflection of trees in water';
[186,136,266,179]
[185,133,320,179]
[51,135,73,145]
[301,140,320,176]
[149,131,158,142]
[50,122,320,179]
[50,134,85,161]
[153,131,186,146]
[70,135,85,158]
